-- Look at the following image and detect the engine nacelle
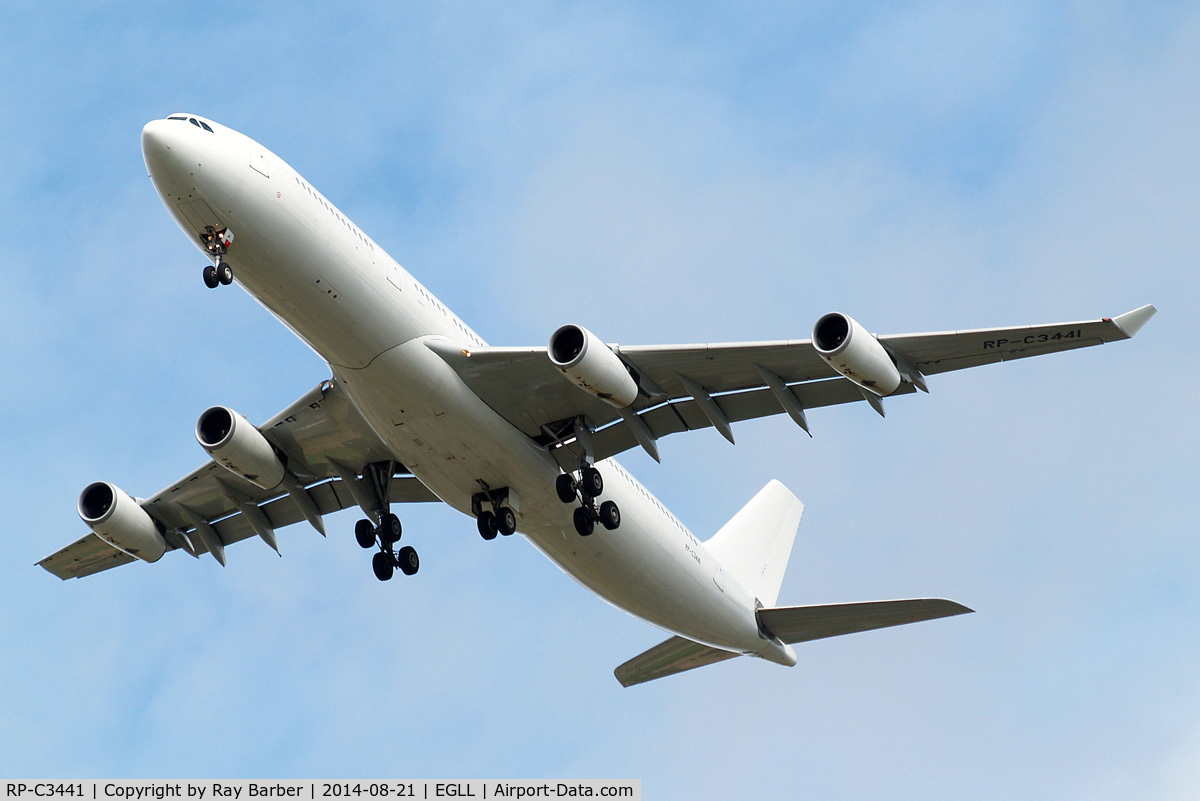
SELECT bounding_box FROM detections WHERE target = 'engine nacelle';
[812,312,902,396]
[196,406,286,490]
[77,481,167,562]
[548,324,638,408]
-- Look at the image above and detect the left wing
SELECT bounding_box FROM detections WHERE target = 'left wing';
[433,305,1155,465]
[39,380,439,579]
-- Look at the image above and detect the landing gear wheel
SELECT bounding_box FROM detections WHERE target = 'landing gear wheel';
[555,473,577,504]
[396,545,419,576]
[581,466,603,498]
[380,512,402,545]
[203,265,219,289]
[217,262,234,285]
[496,507,517,536]
[599,500,621,531]
[354,519,376,549]
[573,506,595,537]
[477,511,498,541]
[372,551,394,581]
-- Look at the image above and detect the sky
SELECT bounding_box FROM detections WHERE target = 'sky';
[1,1,1197,798]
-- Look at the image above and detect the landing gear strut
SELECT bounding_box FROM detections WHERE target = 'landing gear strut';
[200,226,235,288]
[557,466,620,536]
[347,461,419,580]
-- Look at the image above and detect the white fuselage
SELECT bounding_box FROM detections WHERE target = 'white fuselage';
[140,115,794,666]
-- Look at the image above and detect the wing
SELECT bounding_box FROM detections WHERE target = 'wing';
[433,305,1155,464]
[37,532,137,580]
[39,380,439,580]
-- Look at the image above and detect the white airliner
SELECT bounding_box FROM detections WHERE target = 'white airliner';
[39,114,1155,686]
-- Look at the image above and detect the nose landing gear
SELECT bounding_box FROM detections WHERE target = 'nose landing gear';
[200,226,235,288]
[557,467,620,536]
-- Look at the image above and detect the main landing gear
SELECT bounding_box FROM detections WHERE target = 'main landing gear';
[557,466,620,537]
[472,483,518,541]
[355,512,419,581]
[200,225,235,288]
[349,461,419,581]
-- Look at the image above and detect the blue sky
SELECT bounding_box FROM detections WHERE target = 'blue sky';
[2,2,1197,798]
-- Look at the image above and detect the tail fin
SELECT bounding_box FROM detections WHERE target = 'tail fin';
[704,479,803,606]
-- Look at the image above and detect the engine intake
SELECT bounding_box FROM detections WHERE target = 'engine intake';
[548,324,638,408]
[78,481,167,562]
[812,312,902,396]
[196,406,286,489]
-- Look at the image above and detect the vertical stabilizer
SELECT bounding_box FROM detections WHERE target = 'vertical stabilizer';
[704,480,802,607]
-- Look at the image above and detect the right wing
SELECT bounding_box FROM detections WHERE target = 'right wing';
[38,380,438,580]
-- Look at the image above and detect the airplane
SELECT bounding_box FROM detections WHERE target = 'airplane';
[38,113,1155,686]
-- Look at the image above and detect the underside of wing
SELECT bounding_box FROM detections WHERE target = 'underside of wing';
[434,305,1154,465]
[39,379,440,579]
[37,533,136,580]
[880,304,1156,376]
[431,338,840,440]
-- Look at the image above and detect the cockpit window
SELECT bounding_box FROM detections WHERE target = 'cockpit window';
[165,115,213,132]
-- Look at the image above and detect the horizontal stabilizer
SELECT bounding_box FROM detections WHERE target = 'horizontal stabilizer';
[614,635,738,687]
[757,598,973,644]
[614,599,970,686]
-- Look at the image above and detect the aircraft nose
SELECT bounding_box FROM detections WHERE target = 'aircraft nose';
[141,119,174,166]
[141,118,203,194]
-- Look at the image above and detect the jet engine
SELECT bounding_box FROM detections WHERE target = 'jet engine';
[196,405,286,490]
[77,481,167,562]
[812,312,902,396]
[548,324,639,408]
